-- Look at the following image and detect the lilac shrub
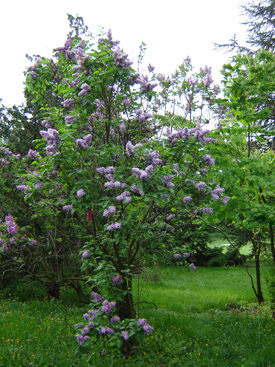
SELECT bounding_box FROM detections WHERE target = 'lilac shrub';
[75,288,154,355]
[2,21,229,356]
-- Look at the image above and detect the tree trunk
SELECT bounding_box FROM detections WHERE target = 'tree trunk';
[117,278,136,320]
[254,246,264,304]
[116,277,139,356]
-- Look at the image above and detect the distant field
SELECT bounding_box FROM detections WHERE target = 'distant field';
[208,236,252,255]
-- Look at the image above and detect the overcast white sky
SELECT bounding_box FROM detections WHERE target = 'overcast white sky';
[1,0,249,107]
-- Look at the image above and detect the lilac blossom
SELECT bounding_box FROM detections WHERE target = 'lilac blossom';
[28,149,39,158]
[5,214,18,235]
[107,222,121,231]
[143,323,154,335]
[174,254,181,259]
[16,185,30,195]
[106,327,114,335]
[166,214,175,222]
[113,47,133,68]
[221,196,230,205]
[132,165,153,181]
[138,318,147,326]
[65,115,76,124]
[101,300,116,314]
[81,327,90,335]
[122,98,130,106]
[110,316,120,324]
[130,184,144,196]
[82,250,90,258]
[183,196,193,204]
[183,253,191,258]
[135,108,152,123]
[91,292,104,303]
[211,184,225,200]
[161,175,175,188]
[146,150,163,166]
[121,331,129,340]
[200,207,213,215]
[75,134,92,149]
[77,335,89,345]
[77,189,85,198]
[2,242,8,251]
[195,181,207,191]
[189,263,197,270]
[96,166,115,175]
[113,275,122,286]
[104,181,126,190]
[138,75,157,92]
[78,83,92,96]
[40,128,60,155]
[62,98,75,108]
[41,120,53,129]
[125,141,143,156]
[202,154,215,166]
[35,182,43,190]
[116,191,131,203]
[83,313,91,321]
[62,205,73,211]
[10,237,17,245]
[103,206,116,217]
[99,327,107,335]
[119,122,126,131]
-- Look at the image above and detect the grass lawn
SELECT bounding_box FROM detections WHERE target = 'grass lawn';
[1,265,275,366]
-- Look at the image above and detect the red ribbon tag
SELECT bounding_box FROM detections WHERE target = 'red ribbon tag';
[88,210,93,221]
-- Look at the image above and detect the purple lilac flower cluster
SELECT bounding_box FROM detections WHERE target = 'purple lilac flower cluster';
[183,196,193,204]
[202,154,215,166]
[82,250,90,258]
[125,141,143,156]
[138,75,157,92]
[210,184,224,200]
[113,47,133,68]
[116,191,131,203]
[75,134,92,149]
[146,150,163,166]
[166,214,175,222]
[107,222,121,231]
[112,275,122,286]
[130,184,144,196]
[78,83,92,97]
[161,175,175,188]
[137,318,154,335]
[101,300,116,314]
[16,185,30,195]
[62,205,73,211]
[27,149,39,158]
[40,128,60,156]
[103,206,116,217]
[166,123,216,146]
[135,109,152,124]
[55,38,76,61]
[65,115,76,124]
[5,214,18,235]
[76,188,85,198]
[132,165,153,181]
[200,65,213,87]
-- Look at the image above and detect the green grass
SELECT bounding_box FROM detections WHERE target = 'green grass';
[1,266,275,366]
